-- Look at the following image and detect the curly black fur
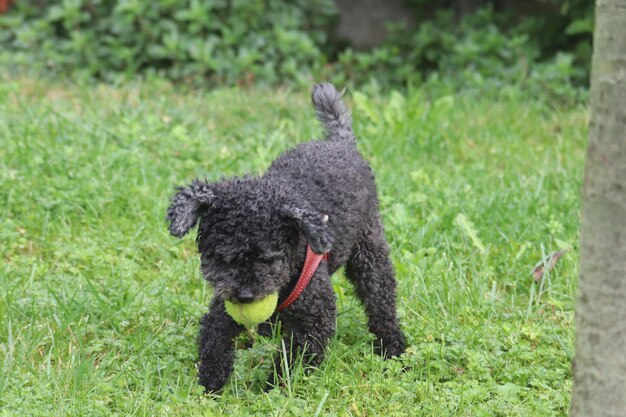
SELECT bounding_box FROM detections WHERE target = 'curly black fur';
[167,82,406,393]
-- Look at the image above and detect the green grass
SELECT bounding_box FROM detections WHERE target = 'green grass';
[0,76,586,416]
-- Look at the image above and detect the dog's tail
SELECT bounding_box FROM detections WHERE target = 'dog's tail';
[311,82,355,143]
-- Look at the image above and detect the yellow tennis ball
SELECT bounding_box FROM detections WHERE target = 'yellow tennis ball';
[224,292,278,328]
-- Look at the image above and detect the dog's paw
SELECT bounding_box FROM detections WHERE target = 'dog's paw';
[199,376,227,395]
[198,362,230,394]
[374,332,406,359]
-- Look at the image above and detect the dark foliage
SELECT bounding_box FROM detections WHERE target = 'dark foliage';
[0,1,592,93]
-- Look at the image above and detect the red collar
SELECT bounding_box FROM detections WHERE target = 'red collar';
[276,244,329,312]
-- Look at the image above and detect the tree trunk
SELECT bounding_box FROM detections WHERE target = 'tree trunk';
[334,0,414,50]
[570,1,626,416]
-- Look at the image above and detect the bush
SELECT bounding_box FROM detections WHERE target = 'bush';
[0,0,336,84]
[332,2,592,102]
[0,0,592,99]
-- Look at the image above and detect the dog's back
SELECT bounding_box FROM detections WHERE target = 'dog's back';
[265,83,379,265]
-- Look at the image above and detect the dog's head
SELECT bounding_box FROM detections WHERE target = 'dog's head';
[166,177,332,303]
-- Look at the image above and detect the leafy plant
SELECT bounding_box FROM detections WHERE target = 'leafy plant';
[332,4,591,102]
[0,0,592,99]
[0,0,337,85]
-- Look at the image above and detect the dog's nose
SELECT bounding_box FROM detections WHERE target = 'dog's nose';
[234,289,254,303]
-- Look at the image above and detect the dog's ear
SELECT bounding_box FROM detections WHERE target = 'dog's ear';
[281,203,333,254]
[167,180,215,238]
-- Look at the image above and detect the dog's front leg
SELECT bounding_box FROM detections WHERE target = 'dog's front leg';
[267,265,337,390]
[198,298,244,393]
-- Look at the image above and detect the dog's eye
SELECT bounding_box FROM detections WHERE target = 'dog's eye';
[255,253,284,275]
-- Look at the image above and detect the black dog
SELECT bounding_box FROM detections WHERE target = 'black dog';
[167,83,405,392]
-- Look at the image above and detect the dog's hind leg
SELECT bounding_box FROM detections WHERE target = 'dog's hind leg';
[197,298,244,393]
[345,218,406,358]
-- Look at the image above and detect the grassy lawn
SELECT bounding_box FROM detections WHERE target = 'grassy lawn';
[0,77,586,416]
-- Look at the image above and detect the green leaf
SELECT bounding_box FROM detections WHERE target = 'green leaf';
[455,213,486,254]
[565,18,593,35]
